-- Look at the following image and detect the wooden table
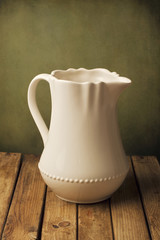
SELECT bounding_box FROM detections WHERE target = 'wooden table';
[0,152,159,240]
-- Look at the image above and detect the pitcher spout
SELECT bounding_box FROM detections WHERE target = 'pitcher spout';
[107,74,131,105]
[118,76,131,85]
[116,76,132,92]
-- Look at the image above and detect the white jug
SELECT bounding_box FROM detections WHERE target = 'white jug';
[28,68,131,203]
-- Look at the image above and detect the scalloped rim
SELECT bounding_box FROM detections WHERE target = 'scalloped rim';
[50,68,131,85]
[38,164,128,184]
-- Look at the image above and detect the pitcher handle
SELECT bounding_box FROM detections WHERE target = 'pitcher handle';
[27,74,55,146]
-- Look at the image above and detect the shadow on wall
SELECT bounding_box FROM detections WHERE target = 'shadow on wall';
[0,0,160,158]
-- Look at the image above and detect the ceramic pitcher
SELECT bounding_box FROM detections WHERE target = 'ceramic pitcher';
[28,68,131,203]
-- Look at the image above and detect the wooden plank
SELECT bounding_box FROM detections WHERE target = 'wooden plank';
[0,152,21,238]
[41,188,77,240]
[78,200,113,240]
[2,154,46,240]
[132,156,160,240]
[111,157,150,240]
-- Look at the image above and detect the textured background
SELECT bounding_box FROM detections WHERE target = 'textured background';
[0,0,160,157]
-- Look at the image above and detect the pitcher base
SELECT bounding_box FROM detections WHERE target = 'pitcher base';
[55,194,111,204]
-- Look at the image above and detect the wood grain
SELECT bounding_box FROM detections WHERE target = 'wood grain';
[41,188,77,240]
[78,200,113,240]
[0,152,21,238]
[132,156,160,240]
[1,153,159,239]
[2,154,46,240]
[111,157,150,240]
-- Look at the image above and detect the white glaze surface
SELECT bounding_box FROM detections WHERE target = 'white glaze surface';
[28,68,131,203]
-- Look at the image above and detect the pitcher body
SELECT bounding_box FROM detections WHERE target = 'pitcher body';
[28,68,131,203]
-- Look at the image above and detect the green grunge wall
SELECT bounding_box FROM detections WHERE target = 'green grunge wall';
[0,0,160,157]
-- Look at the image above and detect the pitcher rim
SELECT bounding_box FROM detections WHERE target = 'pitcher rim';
[51,68,132,85]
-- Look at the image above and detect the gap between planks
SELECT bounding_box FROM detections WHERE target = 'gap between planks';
[132,156,160,240]
[1,154,46,240]
[110,157,151,240]
[41,191,113,240]
[0,154,159,240]
[41,187,77,240]
[0,152,22,239]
